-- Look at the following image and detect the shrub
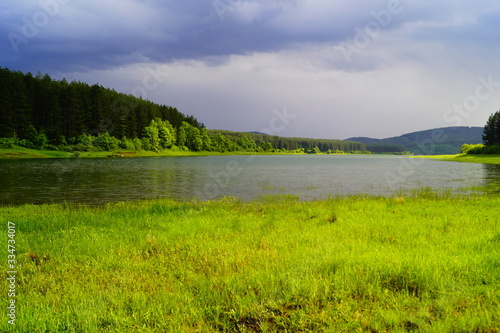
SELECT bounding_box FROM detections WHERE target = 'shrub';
[60,145,74,152]
[132,138,143,151]
[308,147,321,154]
[45,144,59,151]
[483,144,500,154]
[94,132,119,151]
[17,139,35,149]
[0,137,17,149]
[76,134,96,151]
[461,143,484,154]
[73,143,93,152]
[141,138,150,151]
[33,133,48,150]
[119,136,135,150]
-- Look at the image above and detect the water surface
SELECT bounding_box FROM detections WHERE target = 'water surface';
[0,155,498,205]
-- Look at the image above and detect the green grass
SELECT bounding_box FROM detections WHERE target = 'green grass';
[0,147,306,159]
[1,193,499,332]
[0,147,73,159]
[412,154,500,164]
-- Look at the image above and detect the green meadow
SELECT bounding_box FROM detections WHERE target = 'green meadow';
[412,154,500,165]
[0,147,305,159]
[1,192,499,332]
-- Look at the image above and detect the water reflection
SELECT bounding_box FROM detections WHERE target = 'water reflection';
[483,164,500,193]
[0,155,496,206]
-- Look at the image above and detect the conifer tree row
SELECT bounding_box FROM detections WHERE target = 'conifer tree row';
[0,67,203,142]
[461,110,500,154]
[208,130,367,153]
[0,67,368,154]
[483,110,500,146]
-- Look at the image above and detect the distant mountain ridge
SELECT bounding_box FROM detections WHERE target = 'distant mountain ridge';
[346,126,483,155]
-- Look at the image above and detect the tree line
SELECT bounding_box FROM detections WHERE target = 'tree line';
[462,110,500,154]
[0,67,202,143]
[0,67,369,154]
[208,130,367,153]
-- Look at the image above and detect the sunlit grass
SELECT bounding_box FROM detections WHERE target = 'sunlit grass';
[0,147,72,159]
[0,147,306,160]
[1,192,499,332]
[412,153,500,164]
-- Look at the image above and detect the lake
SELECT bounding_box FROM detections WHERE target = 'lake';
[1,155,499,205]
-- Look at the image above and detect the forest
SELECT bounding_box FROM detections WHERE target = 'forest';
[461,110,500,154]
[0,67,368,154]
[0,67,202,142]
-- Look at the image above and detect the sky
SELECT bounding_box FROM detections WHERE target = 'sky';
[2,0,500,140]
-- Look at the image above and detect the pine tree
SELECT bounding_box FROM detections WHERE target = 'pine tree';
[0,68,15,137]
[11,71,32,138]
[0,67,205,145]
[483,110,500,146]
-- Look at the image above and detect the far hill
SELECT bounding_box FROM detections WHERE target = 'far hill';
[347,126,483,155]
[210,129,367,153]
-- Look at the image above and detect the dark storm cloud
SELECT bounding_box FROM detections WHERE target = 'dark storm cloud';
[2,0,500,139]
[1,0,427,73]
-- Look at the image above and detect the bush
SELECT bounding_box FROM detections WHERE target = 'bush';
[461,143,484,154]
[73,143,94,152]
[308,147,321,154]
[132,138,143,151]
[76,134,96,151]
[33,133,48,150]
[60,145,74,152]
[45,144,59,151]
[17,139,35,149]
[0,137,17,149]
[141,138,150,151]
[483,144,500,154]
[119,136,135,150]
[94,132,119,151]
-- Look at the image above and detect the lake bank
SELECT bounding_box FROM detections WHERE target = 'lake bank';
[411,154,500,165]
[0,146,378,160]
[0,146,306,159]
[2,193,499,332]
[4,147,500,164]
[2,155,495,205]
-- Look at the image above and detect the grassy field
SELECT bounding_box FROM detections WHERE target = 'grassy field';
[0,147,308,159]
[1,192,499,332]
[412,154,500,165]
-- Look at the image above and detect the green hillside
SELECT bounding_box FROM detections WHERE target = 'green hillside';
[208,129,367,153]
[0,67,203,142]
[347,126,483,155]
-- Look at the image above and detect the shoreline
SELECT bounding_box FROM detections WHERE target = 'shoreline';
[410,153,500,165]
[0,147,374,159]
[2,147,500,164]
[0,147,303,159]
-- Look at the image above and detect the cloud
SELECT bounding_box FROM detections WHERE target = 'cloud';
[68,41,500,139]
[0,0,464,71]
[2,0,500,138]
